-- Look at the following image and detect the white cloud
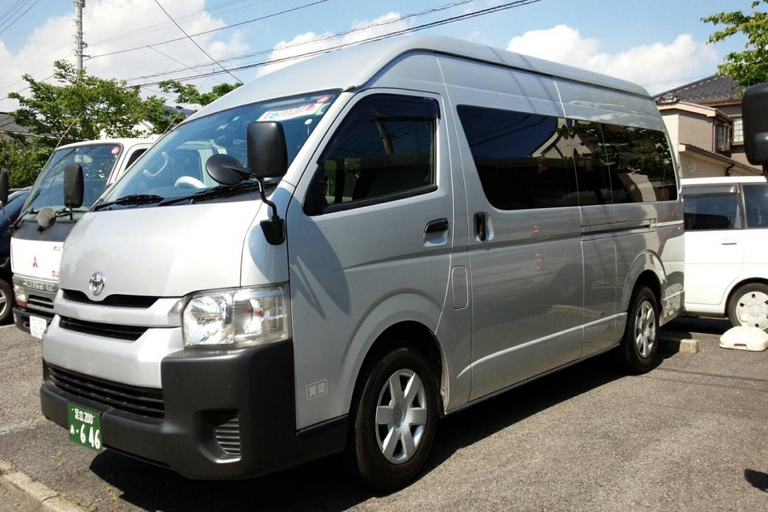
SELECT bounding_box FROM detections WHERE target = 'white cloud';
[506,25,719,94]
[256,12,409,77]
[0,0,248,111]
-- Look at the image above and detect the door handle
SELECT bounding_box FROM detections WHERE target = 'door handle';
[721,239,738,246]
[425,218,449,234]
[474,212,488,242]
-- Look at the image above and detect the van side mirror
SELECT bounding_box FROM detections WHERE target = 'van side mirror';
[0,170,8,206]
[64,164,84,209]
[247,122,287,179]
[742,83,768,179]
[205,154,250,185]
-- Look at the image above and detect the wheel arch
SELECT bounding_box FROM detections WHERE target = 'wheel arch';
[344,317,448,422]
[725,277,768,316]
[620,251,665,312]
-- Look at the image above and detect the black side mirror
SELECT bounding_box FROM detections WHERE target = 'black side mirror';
[205,154,250,185]
[0,171,8,206]
[64,164,84,208]
[742,83,768,179]
[247,122,287,179]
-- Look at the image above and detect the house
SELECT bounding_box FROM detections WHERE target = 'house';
[654,75,760,178]
[0,112,34,141]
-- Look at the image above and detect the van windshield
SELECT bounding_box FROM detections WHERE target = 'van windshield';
[101,91,339,207]
[21,143,122,220]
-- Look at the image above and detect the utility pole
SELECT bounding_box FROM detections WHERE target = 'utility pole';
[74,0,86,72]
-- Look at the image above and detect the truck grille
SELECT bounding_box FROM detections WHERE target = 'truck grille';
[59,316,147,341]
[46,364,164,419]
[27,295,54,313]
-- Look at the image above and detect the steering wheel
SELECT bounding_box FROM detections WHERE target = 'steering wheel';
[142,151,169,178]
[174,176,207,189]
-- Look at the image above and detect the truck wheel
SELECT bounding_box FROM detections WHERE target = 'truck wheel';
[621,286,659,374]
[0,279,13,324]
[727,283,768,331]
[347,345,438,491]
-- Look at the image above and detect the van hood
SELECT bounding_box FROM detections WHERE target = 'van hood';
[59,201,261,299]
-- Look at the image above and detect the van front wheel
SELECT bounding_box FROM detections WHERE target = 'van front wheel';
[347,346,438,491]
[621,286,659,374]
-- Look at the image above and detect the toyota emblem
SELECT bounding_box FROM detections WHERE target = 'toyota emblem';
[89,272,105,296]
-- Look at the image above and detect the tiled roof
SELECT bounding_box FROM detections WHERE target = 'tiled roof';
[654,75,744,105]
[0,112,30,134]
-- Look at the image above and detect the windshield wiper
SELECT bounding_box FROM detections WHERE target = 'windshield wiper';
[159,181,269,206]
[93,194,165,211]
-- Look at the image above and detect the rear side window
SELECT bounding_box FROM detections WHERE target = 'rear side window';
[310,94,438,214]
[601,124,677,202]
[684,194,741,230]
[743,184,768,228]
[456,106,578,210]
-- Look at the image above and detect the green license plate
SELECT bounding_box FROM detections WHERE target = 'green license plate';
[67,403,103,452]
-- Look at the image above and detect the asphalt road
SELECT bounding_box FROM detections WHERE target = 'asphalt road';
[1,319,767,511]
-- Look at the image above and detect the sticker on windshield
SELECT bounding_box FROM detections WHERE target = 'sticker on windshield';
[111,146,120,155]
[258,103,325,122]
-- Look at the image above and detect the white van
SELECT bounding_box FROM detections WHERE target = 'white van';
[36,36,683,490]
[682,176,768,329]
[10,138,154,337]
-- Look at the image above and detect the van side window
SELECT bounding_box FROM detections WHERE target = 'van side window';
[309,94,438,214]
[456,106,578,210]
[684,194,741,230]
[569,120,613,206]
[743,184,768,228]
[601,124,677,202]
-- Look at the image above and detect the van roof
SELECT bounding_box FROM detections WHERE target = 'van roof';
[55,137,157,151]
[194,35,649,120]
[682,176,767,186]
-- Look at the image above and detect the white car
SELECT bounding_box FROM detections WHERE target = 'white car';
[683,176,768,329]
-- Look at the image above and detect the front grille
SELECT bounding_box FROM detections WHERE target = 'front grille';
[47,364,164,419]
[210,412,241,457]
[62,290,159,309]
[59,316,147,341]
[27,295,54,313]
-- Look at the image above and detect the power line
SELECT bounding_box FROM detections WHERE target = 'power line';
[0,0,40,37]
[0,1,26,25]
[149,46,224,85]
[125,0,479,83]
[135,0,541,87]
[88,0,328,61]
[152,0,243,84]
[89,0,272,48]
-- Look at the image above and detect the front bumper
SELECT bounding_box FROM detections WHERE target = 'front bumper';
[13,306,53,334]
[41,339,347,479]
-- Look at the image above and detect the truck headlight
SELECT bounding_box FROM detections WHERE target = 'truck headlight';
[182,284,290,348]
[13,284,27,308]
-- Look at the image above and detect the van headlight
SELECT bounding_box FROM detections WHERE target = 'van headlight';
[182,284,291,348]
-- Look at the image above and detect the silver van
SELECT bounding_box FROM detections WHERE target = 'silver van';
[39,36,684,490]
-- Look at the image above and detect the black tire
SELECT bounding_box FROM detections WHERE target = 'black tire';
[620,286,659,374]
[727,283,768,331]
[346,345,438,491]
[0,279,13,324]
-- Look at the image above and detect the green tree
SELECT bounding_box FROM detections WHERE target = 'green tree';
[0,138,48,188]
[703,1,768,87]
[8,60,177,150]
[158,80,242,109]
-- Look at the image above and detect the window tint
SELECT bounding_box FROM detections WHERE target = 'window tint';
[601,124,677,202]
[744,184,768,228]
[313,95,438,212]
[684,194,741,230]
[568,120,613,206]
[456,106,578,210]
[125,148,147,169]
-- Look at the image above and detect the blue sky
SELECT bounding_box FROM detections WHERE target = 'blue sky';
[0,0,751,110]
